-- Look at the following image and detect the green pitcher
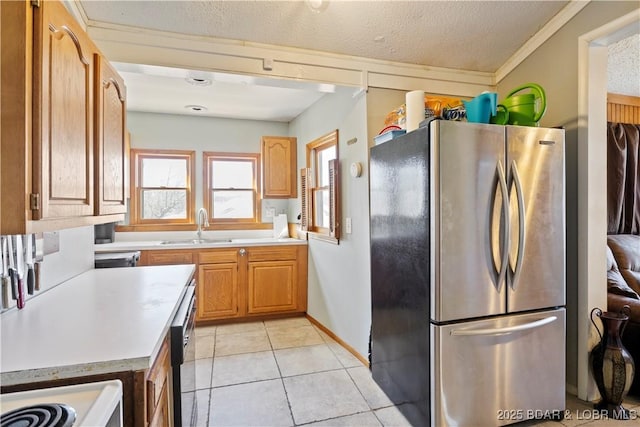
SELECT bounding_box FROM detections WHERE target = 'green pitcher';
[502,83,547,127]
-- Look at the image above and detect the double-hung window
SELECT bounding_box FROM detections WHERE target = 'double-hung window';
[301,130,339,243]
[130,149,196,225]
[204,152,261,224]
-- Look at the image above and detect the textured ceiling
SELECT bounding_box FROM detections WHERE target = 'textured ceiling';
[80,0,569,73]
[78,1,639,121]
[608,34,640,97]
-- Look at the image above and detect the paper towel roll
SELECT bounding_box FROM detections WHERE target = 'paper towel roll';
[406,90,425,132]
[273,214,289,239]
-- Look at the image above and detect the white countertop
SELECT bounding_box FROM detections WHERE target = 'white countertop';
[0,264,195,386]
[94,237,306,252]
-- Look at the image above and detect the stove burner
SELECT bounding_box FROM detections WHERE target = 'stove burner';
[1,403,76,427]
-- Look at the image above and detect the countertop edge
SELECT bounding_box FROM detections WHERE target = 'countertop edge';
[0,265,195,387]
[1,357,150,387]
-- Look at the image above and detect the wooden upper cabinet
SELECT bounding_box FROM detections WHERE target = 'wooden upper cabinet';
[95,55,127,215]
[32,0,94,219]
[261,136,297,198]
[1,1,128,233]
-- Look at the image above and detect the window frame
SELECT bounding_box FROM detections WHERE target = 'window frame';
[203,151,262,226]
[302,130,340,244]
[129,149,196,226]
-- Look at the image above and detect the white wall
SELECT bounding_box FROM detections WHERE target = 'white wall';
[126,111,292,222]
[0,226,94,312]
[289,87,371,358]
[41,226,94,289]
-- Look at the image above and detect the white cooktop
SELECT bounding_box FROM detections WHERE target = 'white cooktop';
[0,380,123,426]
[0,265,194,386]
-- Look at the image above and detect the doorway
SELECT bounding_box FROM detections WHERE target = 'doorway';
[577,9,640,401]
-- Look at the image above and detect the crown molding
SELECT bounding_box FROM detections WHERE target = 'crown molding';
[87,22,494,97]
[63,0,88,30]
[494,0,591,83]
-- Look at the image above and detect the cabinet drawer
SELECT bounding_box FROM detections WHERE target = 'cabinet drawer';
[199,250,238,264]
[147,251,193,265]
[247,246,297,262]
[146,338,170,421]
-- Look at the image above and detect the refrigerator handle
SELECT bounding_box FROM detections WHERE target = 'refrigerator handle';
[450,316,557,337]
[494,161,510,292]
[510,160,526,290]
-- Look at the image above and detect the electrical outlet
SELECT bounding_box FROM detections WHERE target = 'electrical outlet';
[345,217,352,234]
[266,207,276,218]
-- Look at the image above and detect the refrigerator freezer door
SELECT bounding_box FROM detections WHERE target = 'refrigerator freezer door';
[430,308,566,427]
[431,121,507,322]
[506,126,565,312]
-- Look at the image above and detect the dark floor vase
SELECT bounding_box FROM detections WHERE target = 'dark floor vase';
[590,305,635,419]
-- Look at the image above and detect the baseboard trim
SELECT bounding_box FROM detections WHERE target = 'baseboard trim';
[305,314,369,368]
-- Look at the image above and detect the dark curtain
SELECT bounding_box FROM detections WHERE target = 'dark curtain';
[607,122,640,235]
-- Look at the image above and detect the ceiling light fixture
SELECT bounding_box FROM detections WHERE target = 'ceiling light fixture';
[305,0,328,13]
[185,105,208,112]
[185,77,212,86]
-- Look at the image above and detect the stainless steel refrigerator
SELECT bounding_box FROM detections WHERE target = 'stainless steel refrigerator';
[369,120,566,427]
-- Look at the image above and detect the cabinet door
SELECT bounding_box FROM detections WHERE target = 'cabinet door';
[198,263,240,320]
[32,1,94,219]
[148,383,170,427]
[147,338,170,427]
[247,260,297,314]
[95,54,127,215]
[261,136,297,198]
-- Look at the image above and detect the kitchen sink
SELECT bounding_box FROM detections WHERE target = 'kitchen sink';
[159,239,232,245]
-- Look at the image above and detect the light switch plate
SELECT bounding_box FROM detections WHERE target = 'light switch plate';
[266,207,276,218]
[345,217,352,234]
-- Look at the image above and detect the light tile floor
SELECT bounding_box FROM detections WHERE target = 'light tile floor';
[193,317,408,426]
[193,317,640,427]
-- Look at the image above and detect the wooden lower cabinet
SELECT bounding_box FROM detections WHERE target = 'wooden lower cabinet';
[196,245,308,322]
[139,245,307,322]
[145,338,170,427]
[247,260,297,314]
[139,249,193,266]
[198,263,240,321]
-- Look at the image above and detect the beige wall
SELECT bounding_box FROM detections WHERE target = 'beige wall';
[366,87,407,147]
[289,87,371,358]
[497,1,639,393]
[126,111,291,223]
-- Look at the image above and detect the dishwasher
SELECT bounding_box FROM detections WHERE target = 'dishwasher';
[171,283,197,427]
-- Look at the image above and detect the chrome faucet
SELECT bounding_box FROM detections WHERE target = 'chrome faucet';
[197,208,210,240]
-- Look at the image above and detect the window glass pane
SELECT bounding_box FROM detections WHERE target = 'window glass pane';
[314,189,330,229]
[212,190,254,219]
[141,190,187,219]
[212,161,253,189]
[142,158,187,187]
[317,146,336,187]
